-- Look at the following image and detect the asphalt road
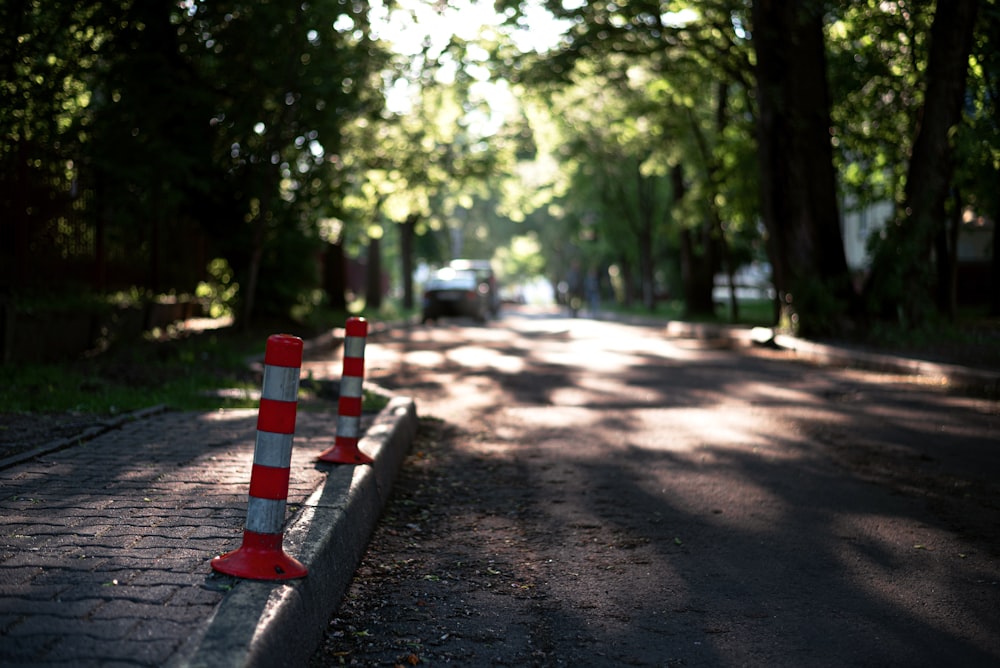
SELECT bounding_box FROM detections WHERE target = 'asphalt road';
[313,306,1000,667]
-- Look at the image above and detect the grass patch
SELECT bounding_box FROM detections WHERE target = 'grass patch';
[0,328,265,416]
[0,299,411,418]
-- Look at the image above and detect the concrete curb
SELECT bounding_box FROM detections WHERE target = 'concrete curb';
[771,334,1000,393]
[174,395,419,668]
[660,318,999,393]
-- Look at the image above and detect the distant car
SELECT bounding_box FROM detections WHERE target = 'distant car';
[449,259,500,316]
[422,267,491,323]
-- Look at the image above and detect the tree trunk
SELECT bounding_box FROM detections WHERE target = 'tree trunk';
[239,194,270,328]
[638,214,655,311]
[632,162,656,311]
[94,199,107,291]
[938,190,962,320]
[752,0,856,337]
[620,255,635,308]
[679,225,717,318]
[688,84,735,322]
[366,235,382,311]
[324,241,347,311]
[671,162,718,318]
[865,0,979,326]
[7,139,31,288]
[149,209,161,294]
[992,202,1000,317]
[400,213,417,310]
[241,240,263,330]
[726,260,739,323]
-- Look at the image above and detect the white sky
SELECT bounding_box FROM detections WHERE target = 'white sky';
[370,0,568,57]
[366,1,699,135]
[369,0,570,132]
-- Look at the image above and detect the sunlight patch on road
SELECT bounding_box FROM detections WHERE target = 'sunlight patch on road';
[502,405,598,429]
[447,345,526,373]
[632,408,768,450]
[401,349,449,367]
[722,380,818,406]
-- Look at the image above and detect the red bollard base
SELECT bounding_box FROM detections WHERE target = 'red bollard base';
[211,530,307,580]
[317,439,374,465]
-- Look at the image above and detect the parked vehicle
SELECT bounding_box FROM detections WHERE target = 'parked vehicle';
[449,259,500,316]
[421,267,491,323]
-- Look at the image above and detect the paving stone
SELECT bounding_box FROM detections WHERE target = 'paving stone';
[0,632,60,663]
[44,634,181,666]
[0,598,102,617]
[0,407,341,667]
[5,614,138,640]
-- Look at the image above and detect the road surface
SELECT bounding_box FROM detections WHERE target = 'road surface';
[311,307,1000,667]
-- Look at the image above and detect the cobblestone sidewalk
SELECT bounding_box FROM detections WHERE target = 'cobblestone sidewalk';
[0,407,354,667]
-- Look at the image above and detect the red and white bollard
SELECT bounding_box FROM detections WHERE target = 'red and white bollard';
[211,334,308,580]
[318,317,372,465]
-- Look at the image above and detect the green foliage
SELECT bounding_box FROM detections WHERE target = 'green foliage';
[8,0,997,338]
[826,1,933,208]
[0,323,394,416]
[494,234,546,282]
[954,5,1000,248]
[196,258,239,319]
[3,0,389,322]
[503,2,758,312]
[0,330,263,414]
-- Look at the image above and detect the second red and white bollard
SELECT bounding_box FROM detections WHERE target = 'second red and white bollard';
[318,317,373,465]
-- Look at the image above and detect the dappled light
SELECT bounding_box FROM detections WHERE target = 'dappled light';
[348,308,999,664]
[445,344,527,374]
[5,0,999,664]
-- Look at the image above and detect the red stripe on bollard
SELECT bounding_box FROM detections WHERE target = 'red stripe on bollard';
[211,333,307,580]
[343,356,365,377]
[256,399,298,434]
[338,396,363,417]
[248,464,292,500]
[263,334,304,367]
[318,317,373,465]
[345,318,368,337]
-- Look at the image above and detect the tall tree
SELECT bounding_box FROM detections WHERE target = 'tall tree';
[536,59,674,310]
[960,2,1000,316]
[186,0,387,324]
[1,1,111,289]
[499,0,757,314]
[863,0,981,325]
[2,0,387,325]
[86,0,215,293]
[751,0,858,337]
